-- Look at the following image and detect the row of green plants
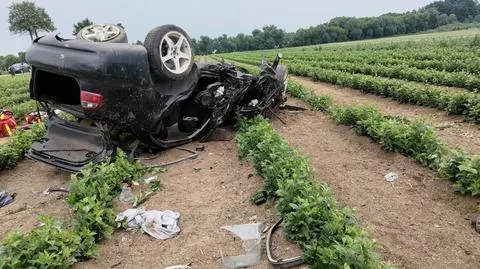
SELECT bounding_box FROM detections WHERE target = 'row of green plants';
[238,44,477,61]
[290,55,480,77]
[0,150,145,268]
[236,116,389,269]
[238,55,480,91]
[286,81,480,197]
[228,57,480,123]
[2,86,28,97]
[9,100,37,119]
[225,47,480,75]
[0,123,46,170]
[0,75,29,92]
[0,76,35,120]
[0,92,30,108]
[225,59,480,197]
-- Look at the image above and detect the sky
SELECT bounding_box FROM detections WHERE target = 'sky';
[0,0,434,55]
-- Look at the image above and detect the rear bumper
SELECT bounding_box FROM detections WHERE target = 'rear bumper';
[26,116,113,173]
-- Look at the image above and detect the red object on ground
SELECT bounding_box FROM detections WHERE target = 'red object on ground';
[0,111,16,137]
[24,111,47,124]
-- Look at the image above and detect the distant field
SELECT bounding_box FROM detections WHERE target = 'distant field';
[317,27,480,47]
[0,73,35,119]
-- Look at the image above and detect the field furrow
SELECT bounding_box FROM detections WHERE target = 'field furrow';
[291,76,480,154]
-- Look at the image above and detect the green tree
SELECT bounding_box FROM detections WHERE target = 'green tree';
[18,52,26,62]
[73,18,93,35]
[8,1,55,40]
[3,55,19,70]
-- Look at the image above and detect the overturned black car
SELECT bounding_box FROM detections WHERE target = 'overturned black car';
[25,24,288,172]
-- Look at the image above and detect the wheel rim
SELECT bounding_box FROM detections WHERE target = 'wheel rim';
[159,31,192,75]
[81,24,121,42]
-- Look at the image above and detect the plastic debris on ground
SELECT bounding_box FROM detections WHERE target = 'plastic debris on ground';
[384,172,398,182]
[119,184,135,204]
[0,190,15,208]
[163,265,192,269]
[144,175,159,184]
[116,208,181,240]
[221,223,262,268]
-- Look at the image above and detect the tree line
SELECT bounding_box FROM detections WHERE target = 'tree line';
[2,0,480,66]
[192,0,480,54]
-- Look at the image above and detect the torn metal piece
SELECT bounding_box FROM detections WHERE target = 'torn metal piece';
[221,223,262,268]
[280,104,307,111]
[141,147,198,169]
[266,218,305,268]
[42,187,70,195]
[268,107,286,125]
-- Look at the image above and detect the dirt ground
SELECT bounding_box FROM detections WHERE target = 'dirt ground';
[0,160,71,239]
[291,76,480,155]
[1,141,303,268]
[272,103,480,269]
[72,141,304,269]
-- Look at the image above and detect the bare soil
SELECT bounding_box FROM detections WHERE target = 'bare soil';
[0,160,71,239]
[291,76,480,155]
[272,106,480,269]
[72,141,303,269]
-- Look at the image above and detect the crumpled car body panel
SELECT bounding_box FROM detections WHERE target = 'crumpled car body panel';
[25,34,287,172]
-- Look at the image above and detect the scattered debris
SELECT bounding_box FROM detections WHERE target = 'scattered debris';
[143,147,198,169]
[119,184,135,204]
[24,111,48,124]
[144,175,159,184]
[384,172,398,182]
[266,218,305,267]
[194,167,201,172]
[0,110,16,137]
[195,145,205,151]
[221,223,262,268]
[268,107,286,125]
[116,208,181,240]
[164,265,192,269]
[42,187,70,195]
[133,191,157,208]
[0,190,16,208]
[471,214,480,233]
[253,195,267,206]
[280,104,308,111]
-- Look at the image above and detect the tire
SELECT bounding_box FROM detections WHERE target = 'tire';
[144,25,195,80]
[76,24,128,43]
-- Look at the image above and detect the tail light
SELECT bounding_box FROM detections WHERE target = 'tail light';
[80,90,103,109]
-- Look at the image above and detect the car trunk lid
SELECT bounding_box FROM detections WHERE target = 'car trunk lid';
[27,116,113,172]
